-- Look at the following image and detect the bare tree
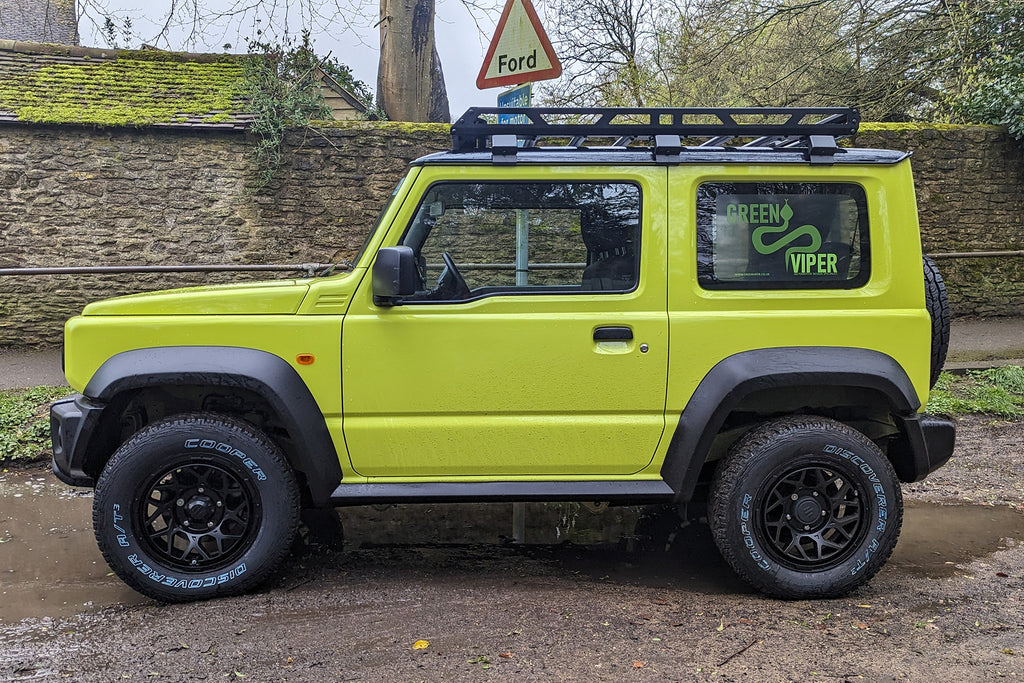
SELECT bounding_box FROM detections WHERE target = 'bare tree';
[377,0,449,121]
[537,0,1019,121]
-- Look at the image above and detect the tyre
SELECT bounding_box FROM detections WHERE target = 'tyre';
[93,414,300,602]
[709,416,903,599]
[924,255,950,388]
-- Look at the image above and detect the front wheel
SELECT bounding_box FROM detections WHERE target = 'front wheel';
[709,416,903,599]
[93,414,300,602]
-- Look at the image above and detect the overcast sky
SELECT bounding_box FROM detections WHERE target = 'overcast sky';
[78,0,521,118]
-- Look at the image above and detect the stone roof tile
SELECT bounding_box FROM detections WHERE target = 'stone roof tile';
[0,40,249,130]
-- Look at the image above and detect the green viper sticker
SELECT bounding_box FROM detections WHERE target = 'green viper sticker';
[717,194,846,279]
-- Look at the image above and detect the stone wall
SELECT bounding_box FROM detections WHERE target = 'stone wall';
[0,122,449,346]
[0,120,1022,347]
[854,124,1024,318]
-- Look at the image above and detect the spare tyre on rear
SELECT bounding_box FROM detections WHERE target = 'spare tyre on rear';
[924,255,950,387]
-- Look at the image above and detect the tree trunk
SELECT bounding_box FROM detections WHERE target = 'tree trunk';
[377,0,451,122]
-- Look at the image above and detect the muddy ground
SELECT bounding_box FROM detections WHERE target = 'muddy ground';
[2,415,1024,682]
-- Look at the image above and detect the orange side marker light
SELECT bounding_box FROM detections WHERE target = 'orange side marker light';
[296,353,316,365]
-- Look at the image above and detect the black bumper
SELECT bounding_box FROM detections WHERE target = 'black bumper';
[50,393,105,487]
[893,412,956,482]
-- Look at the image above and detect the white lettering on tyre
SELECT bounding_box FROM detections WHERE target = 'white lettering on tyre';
[739,493,772,571]
[112,503,129,547]
[183,438,267,480]
[128,553,247,588]
[823,444,888,574]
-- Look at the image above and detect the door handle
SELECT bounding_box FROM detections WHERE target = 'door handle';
[593,326,633,341]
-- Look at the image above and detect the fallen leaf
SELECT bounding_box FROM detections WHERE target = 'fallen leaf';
[653,599,668,605]
[737,618,753,625]
[639,613,653,620]
[632,660,645,669]
[716,619,725,632]
[499,652,512,658]
[997,572,1009,578]
[855,623,869,629]
[855,604,872,608]
[413,640,430,650]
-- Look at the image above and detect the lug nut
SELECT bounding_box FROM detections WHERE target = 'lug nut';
[177,499,184,506]
[786,514,792,520]
[791,494,798,501]
[198,488,205,494]
[821,511,827,517]
[207,521,214,528]
[812,491,818,497]
[804,525,810,530]
[216,501,223,507]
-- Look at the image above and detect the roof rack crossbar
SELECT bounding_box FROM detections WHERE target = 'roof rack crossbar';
[450,106,860,156]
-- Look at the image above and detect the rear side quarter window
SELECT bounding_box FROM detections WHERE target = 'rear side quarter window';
[696,182,870,290]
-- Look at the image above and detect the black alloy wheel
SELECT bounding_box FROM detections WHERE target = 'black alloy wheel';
[138,462,259,572]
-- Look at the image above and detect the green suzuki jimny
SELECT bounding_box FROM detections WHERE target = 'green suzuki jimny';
[52,107,954,601]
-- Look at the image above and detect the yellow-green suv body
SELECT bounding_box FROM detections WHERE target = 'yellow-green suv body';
[51,108,954,602]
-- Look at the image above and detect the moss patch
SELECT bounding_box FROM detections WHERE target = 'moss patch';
[0,55,243,127]
[859,122,1003,132]
[311,120,451,133]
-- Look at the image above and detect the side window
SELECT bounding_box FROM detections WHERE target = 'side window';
[400,182,640,301]
[696,182,870,290]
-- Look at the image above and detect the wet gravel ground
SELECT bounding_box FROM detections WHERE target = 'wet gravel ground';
[2,415,1024,682]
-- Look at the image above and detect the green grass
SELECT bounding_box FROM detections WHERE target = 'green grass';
[927,366,1024,418]
[0,386,74,464]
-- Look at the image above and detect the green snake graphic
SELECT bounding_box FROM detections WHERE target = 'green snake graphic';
[751,201,821,264]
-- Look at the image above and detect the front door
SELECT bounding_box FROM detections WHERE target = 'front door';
[342,168,669,478]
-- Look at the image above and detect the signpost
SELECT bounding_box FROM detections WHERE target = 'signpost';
[478,0,561,544]
[476,0,561,90]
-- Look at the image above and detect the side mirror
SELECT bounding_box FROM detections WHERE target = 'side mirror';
[372,246,418,306]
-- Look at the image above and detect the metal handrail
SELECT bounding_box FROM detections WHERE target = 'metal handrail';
[0,263,334,277]
[928,251,1024,260]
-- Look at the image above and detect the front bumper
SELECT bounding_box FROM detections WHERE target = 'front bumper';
[893,412,956,482]
[50,393,105,487]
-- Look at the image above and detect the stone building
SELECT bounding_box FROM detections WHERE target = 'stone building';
[0,0,78,45]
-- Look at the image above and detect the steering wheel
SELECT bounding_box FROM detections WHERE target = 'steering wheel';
[438,251,472,299]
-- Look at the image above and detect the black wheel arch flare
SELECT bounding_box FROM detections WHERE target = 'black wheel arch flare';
[662,347,924,502]
[81,346,341,507]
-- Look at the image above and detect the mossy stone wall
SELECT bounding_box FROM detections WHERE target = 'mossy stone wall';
[0,121,1021,347]
[853,124,1024,318]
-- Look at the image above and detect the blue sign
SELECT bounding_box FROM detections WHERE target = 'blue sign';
[497,83,532,124]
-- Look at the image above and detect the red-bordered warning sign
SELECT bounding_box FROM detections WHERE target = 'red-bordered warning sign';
[476,0,562,90]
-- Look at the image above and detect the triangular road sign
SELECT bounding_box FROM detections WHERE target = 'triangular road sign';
[476,0,562,90]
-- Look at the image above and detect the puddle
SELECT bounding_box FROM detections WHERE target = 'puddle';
[891,502,1024,576]
[0,471,147,623]
[2,468,1023,623]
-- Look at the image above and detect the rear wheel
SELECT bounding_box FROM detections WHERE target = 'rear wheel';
[709,416,903,599]
[93,414,300,602]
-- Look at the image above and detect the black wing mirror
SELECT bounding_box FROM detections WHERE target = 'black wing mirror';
[372,246,418,306]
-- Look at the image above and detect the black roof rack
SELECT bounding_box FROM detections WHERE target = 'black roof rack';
[450,107,860,164]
